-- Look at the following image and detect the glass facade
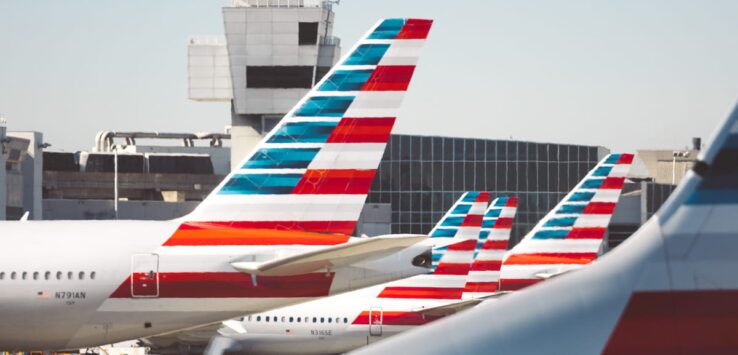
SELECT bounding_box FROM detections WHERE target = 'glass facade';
[366,134,608,245]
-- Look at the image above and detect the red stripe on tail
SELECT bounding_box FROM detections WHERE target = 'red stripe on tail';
[504,253,598,265]
[325,117,395,143]
[396,19,433,39]
[292,169,376,195]
[361,66,415,91]
[377,286,464,300]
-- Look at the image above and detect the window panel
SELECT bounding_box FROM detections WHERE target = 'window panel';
[454,140,465,160]
[465,161,475,190]
[495,162,506,192]
[485,161,496,191]
[409,161,422,191]
[442,162,454,190]
[557,162,568,192]
[539,162,550,191]
[507,141,518,161]
[588,147,598,162]
[298,22,319,45]
[579,146,588,162]
[498,141,508,160]
[487,140,498,161]
[507,161,517,191]
[432,162,444,191]
[246,66,313,89]
[420,162,432,191]
[389,136,400,161]
[476,140,486,161]
[433,137,444,161]
[465,140,476,161]
[550,162,560,191]
[517,161,528,191]
[475,162,487,190]
[421,136,433,161]
[399,162,411,191]
[527,162,538,191]
[453,162,465,190]
[400,135,412,161]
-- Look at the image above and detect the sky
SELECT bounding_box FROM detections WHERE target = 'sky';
[1,0,737,153]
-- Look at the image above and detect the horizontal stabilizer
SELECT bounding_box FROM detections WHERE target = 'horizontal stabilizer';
[413,299,483,317]
[230,234,427,276]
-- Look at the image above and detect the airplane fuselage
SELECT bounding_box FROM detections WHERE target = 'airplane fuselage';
[0,220,426,351]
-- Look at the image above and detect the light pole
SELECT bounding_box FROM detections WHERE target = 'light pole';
[113,146,119,219]
[672,151,690,185]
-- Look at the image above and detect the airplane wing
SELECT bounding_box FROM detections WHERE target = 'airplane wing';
[230,234,427,276]
[412,299,483,317]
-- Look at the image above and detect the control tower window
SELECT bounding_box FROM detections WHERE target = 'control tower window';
[246,66,313,89]
[298,22,319,45]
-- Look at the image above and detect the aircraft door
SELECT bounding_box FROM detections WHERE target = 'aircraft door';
[368,306,382,337]
[131,254,159,298]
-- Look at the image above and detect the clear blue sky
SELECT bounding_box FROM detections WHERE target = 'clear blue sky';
[1,0,737,153]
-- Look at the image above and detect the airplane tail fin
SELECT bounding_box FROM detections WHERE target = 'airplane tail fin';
[376,192,489,300]
[167,19,432,246]
[463,197,518,299]
[429,192,491,268]
[498,153,634,291]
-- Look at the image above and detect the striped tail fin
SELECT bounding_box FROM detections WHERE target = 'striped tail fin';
[376,192,489,300]
[429,192,490,269]
[166,19,432,246]
[463,197,518,299]
[498,153,634,291]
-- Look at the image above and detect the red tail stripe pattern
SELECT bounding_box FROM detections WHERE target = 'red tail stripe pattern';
[110,272,334,298]
[492,217,514,229]
[461,214,484,227]
[583,202,617,215]
[616,154,635,164]
[481,240,509,250]
[567,227,607,239]
[361,66,415,91]
[463,282,499,293]
[446,239,478,251]
[504,253,598,265]
[292,169,376,195]
[396,18,433,40]
[163,226,350,247]
[325,117,396,144]
[177,221,355,234]
[601,177,626,189]
[377,286,464,300]
[433,263,473,275]
[470,260,502,272]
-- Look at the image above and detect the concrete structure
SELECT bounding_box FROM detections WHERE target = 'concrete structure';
[190,0,342,169]
[187,36,232,102]
[0,120,6,220]
[8,132,43,220]
[606,181,676,250]
[94,131,232,174]
[637,137,701,185]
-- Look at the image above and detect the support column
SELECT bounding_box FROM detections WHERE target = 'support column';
[0,124,7,220]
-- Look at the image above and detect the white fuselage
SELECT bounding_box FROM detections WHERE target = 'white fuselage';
[0,220,427,351]
[215,281,458,355]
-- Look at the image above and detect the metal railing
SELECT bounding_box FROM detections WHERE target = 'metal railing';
[231,0,324,8]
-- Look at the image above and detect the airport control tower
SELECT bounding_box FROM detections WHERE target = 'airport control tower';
[188,0,341,169]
